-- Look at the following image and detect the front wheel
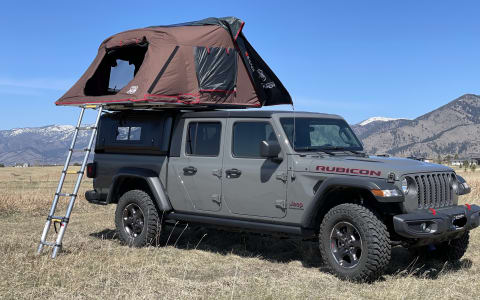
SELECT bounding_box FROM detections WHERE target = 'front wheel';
[115,190,161,247]
[436,231,470,262]
[319,204,391,282]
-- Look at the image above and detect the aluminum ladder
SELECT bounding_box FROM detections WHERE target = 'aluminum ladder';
[37,104,103,258]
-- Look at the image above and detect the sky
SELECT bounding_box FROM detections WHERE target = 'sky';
[0,1,479,129]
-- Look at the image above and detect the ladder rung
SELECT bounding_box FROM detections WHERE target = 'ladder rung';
[64,170,83,175]
[77,126,97,130]
[69,148,91,152]
[40,241,56,247]
[56,193,77,197]
[48,215,69,223]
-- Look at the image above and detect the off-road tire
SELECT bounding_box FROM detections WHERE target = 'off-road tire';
[319,203,391,282]
[436,231,470,262]
[115,190,160,247]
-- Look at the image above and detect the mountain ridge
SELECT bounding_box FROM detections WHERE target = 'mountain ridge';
[0,94,479,165]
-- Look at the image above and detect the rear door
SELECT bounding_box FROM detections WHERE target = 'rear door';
[172,119,225,212]
[222,119,287,218]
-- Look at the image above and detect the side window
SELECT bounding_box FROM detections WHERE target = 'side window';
[116,126,142,141]
[232,122,277,158]
[186,122,221,156]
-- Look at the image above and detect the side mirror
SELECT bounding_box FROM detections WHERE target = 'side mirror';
[260,140,282,162]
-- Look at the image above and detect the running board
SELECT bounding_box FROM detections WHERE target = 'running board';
[167,212,313,236]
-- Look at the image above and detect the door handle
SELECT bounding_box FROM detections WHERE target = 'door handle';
[183,166,197,175]
[225,168,242,178]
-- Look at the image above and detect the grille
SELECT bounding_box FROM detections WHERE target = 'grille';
[412,173,455,209]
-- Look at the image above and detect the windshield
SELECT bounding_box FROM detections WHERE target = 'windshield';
[280,117,363,152]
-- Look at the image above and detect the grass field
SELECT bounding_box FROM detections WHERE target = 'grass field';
[0,166,479,299]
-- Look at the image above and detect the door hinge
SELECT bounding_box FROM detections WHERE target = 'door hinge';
[211,194,221,205]
[212,169,222,178]
[275,172,288,183]
[275,199,286,210]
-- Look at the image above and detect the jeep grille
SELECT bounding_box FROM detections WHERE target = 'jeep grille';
[412,173,455,209]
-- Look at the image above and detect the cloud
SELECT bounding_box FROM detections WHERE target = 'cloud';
[0,77,75,91]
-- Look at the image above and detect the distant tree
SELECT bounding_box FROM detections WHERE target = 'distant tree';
[0,163,4,168]
[471,164,477,173]
[445,155,452,165]
[454,154,459,160]
[73,162,81,166]
[436,154,442,164]
[463,160,470,172]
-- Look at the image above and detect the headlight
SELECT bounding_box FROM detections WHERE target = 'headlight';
[450,175,459,193]
[401,178,409,194]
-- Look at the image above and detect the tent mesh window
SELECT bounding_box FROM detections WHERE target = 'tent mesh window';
[85,42,148,96]
[194,47,237,92]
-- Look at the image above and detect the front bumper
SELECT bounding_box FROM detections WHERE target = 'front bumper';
[393,204,480,239]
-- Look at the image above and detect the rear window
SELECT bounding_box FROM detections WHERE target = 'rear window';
[85,41,148,96]
[95,112,173,155]
[194,46,237,92]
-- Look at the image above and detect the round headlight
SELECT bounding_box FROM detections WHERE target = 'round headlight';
[401,178,409,194]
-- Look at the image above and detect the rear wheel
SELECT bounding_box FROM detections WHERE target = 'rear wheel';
[319,203,391,282]
[115,190,161,247]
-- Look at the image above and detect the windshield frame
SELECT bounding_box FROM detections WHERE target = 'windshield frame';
[279,117,364,153]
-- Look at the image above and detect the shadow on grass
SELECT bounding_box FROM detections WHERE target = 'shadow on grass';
[90,224,472,280]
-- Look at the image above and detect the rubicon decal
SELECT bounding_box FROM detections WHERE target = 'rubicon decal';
[316,166,382,177]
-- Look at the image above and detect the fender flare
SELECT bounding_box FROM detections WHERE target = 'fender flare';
[106,167,172,212]
[301,176,403,228]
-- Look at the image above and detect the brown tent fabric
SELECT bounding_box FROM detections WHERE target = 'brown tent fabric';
[56,17,292,108]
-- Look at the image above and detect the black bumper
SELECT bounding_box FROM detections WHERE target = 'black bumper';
[85,190,107,205]
[393,204,480,239]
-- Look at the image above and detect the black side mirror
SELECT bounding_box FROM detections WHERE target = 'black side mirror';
[260,140,282,162]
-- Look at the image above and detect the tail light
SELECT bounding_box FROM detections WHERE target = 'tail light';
[86,162,96,178]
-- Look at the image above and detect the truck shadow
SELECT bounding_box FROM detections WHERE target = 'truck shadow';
[90,225,472,280]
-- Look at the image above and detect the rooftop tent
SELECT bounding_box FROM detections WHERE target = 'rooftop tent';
[56,17,292,108]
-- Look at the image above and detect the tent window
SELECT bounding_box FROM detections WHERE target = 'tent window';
[85,41,148,96]
[194,47,237,92]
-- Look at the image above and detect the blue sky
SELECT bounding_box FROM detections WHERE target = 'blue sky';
[0,1,479,129]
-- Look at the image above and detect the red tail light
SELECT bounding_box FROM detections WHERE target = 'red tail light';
[86,162,96,178]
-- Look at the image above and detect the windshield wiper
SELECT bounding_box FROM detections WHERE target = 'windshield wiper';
[294,147,336,156]
[318,146,366,156]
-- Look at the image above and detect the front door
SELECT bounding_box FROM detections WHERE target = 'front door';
[173,119,224,212]
[222,119,287,218]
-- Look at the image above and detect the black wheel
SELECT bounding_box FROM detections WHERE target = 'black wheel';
[436,231,470,262]
[319,203,391,282]
[115,190,160,247]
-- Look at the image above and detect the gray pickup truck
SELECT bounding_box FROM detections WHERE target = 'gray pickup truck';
[85,109,479,281]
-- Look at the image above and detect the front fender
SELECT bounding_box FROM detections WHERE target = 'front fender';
[301,176,403,228]
[107,167,172,212]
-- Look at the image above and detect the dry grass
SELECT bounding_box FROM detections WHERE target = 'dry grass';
[1,166,480,299]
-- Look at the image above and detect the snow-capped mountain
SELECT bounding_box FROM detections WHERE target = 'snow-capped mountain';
[0,125,91,166]
[358,117,408,126]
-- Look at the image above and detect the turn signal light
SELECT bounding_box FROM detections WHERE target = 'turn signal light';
[371,189,401,197]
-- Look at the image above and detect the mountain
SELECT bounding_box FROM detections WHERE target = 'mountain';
[352,117,410,140]
[352,94,480,157]
[0,94,479,165]
[0,125,90,166]
[358,117,407,126]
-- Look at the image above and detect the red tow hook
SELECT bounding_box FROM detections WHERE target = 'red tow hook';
[465,204,472,211]
[429,208,437,215]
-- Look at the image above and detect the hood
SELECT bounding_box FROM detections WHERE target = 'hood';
[294,155,453,180]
